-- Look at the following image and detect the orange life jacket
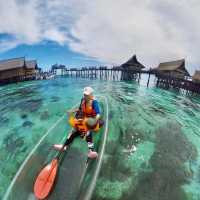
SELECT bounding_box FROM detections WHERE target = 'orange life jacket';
[81,97,97,117]
[68,115,100,133]
[72,118,88,133]
[68,97,101,133]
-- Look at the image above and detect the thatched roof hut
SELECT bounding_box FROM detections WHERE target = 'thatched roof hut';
[192,70,200,83]
[0,57,38,84]
[119,55,145,71]
[0,57,26,83]
[156,59,190,78]
[0,57,25,71]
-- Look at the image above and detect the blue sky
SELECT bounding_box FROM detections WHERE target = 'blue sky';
[0,0,200,74]
[0,41,103,70]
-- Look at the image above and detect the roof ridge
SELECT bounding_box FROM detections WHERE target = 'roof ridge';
[0,57,25,63]
[26,59,37,62]
[25,60,37,64]
[159,58,185,65]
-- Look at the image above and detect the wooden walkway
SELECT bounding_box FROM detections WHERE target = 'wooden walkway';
[155,73,200,94]
[62,68,153,82]
[53,67,200,95]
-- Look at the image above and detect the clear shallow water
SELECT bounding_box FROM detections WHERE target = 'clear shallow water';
[0,77,200,200]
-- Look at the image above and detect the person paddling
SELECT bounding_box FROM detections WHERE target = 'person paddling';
[34,87,104,199]
[54,86,103,158]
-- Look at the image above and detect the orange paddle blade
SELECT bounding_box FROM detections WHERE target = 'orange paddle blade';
[34,159,58,200]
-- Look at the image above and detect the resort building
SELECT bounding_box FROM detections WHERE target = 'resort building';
[112,55,146,80]
[0,57,39,84]
[118,55,146,71]
[156,59,190,79]
[51,64,66,75]
[192,70,200,83]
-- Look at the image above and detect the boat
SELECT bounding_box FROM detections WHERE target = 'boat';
[3,96,108,200]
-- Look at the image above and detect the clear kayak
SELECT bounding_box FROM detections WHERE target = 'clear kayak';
[3,96,108,200]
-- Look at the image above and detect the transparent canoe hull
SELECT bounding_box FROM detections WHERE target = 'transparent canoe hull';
[3,97,108,200]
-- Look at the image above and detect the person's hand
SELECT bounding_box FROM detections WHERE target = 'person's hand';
[66,108,78,116]
[77,118,84,122]
[70,108,79,113]
[95,114,100,120]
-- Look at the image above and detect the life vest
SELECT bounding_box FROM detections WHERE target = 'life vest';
[68,97,101,133]
[69,116,88,133]
[81,97,97,117]
[68,114,100,133]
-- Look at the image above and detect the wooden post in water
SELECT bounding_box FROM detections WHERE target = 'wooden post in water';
[138,72,141,83]
[147,72,151,87]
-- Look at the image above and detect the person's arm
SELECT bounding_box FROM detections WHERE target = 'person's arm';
[66,108,79,115]
[67,98,83,116]
[66,108,77,119]
[68,108,79,113]
[92,100,101,120]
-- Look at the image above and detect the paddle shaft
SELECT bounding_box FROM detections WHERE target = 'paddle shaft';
[56,135,70,160]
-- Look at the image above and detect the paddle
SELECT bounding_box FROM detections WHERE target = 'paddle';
[34,137,69,200]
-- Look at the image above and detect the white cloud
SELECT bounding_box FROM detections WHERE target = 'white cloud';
[44,29,68,45]
[0,0,40,43]
[69,0,200,74]
[0,37,20,52]
[0,0,200,74]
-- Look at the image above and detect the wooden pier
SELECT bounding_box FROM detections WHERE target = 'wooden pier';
[155,72,200,94]
[61,67,153,82]
[54,67,200,95]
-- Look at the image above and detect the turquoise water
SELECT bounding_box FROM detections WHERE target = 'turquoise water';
[1,77,200,200]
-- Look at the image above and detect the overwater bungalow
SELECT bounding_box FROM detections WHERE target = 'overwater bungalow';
[154,59,200,93]
[114,55,145,80]
[192,70,200,83]
[155,59,190,79]
[0,57,38,84]
[118,55,146,71]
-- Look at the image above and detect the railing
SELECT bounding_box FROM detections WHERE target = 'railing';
[155,72,200,93]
